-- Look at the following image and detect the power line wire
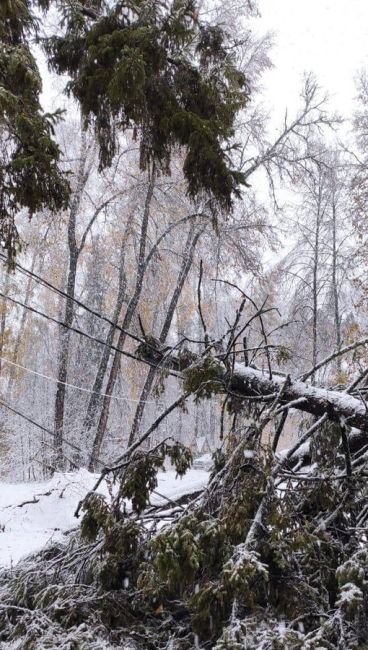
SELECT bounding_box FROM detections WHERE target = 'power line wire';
[0,253,142,345]
[0,398,84,456]
[0,289,179,378]
[0,354,162,405]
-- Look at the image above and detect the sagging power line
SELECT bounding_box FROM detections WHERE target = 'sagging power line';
[0,253,143,346]
[0,354,162,405]
[0,289,180,379]
[0,398,85,457]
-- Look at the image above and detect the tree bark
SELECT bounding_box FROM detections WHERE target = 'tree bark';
[127,224,203,448]
[88,174,155,470]
[54,133,89,468]
[81,222,130,438]
[6,230,49,400]
[229,367,368,432]
[311,186,321,386]
[331,197,342,373]
[0,271,10,374]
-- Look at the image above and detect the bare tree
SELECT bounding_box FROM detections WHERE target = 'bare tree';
[124,221,205,453]
[240,75,339,193]
[86,172,156,468]
[53,129,122,468]
[274,143,355,383]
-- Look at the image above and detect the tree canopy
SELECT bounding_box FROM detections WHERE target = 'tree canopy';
[0,0,249,263]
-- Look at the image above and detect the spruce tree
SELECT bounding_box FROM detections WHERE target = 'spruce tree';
[0,0,69,264]
[44,0,248,211]
[1,1,249,262]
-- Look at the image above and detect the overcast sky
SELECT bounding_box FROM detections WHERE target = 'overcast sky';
[253,0,368,123]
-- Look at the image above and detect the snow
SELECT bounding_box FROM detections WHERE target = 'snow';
[193,453,213,469]
[234,363,368,418]
[0,467,208,568]
[336,582,363,608]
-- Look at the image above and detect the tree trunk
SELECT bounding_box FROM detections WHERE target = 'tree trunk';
[141,345,368,434]
[6,231,49,400]
[54,250,79,467]
[54,134,88,468]
[331,197,342,373]
[0,272,10,375]
[311,195,321,386]
[88,174,155,470]
[81,224,129,437]
[127,225,203,448]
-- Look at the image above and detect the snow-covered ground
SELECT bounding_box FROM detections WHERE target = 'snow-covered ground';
[0,467,209,568]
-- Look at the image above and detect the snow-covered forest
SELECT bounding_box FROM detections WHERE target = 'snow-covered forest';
[1,1,368,648]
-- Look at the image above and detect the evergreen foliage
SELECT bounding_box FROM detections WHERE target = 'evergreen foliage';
[1,417,368,648]
[44,0,248,212]
[0,0,249,263]
[0,0,69,263]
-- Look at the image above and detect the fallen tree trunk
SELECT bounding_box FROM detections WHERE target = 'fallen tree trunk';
[230,365,368,433]
[138,341,368,433]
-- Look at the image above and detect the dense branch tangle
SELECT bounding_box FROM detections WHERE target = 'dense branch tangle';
[137,291,368,435]
[4,290,368,648]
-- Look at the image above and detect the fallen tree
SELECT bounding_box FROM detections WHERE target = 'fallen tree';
[137,336,368,434]
[1,300,368,649]
[2,398,368,649]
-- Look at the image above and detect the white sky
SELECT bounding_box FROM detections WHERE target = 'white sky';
[254,0,368,122]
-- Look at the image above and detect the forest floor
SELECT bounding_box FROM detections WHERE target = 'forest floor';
[0,465,209,568]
